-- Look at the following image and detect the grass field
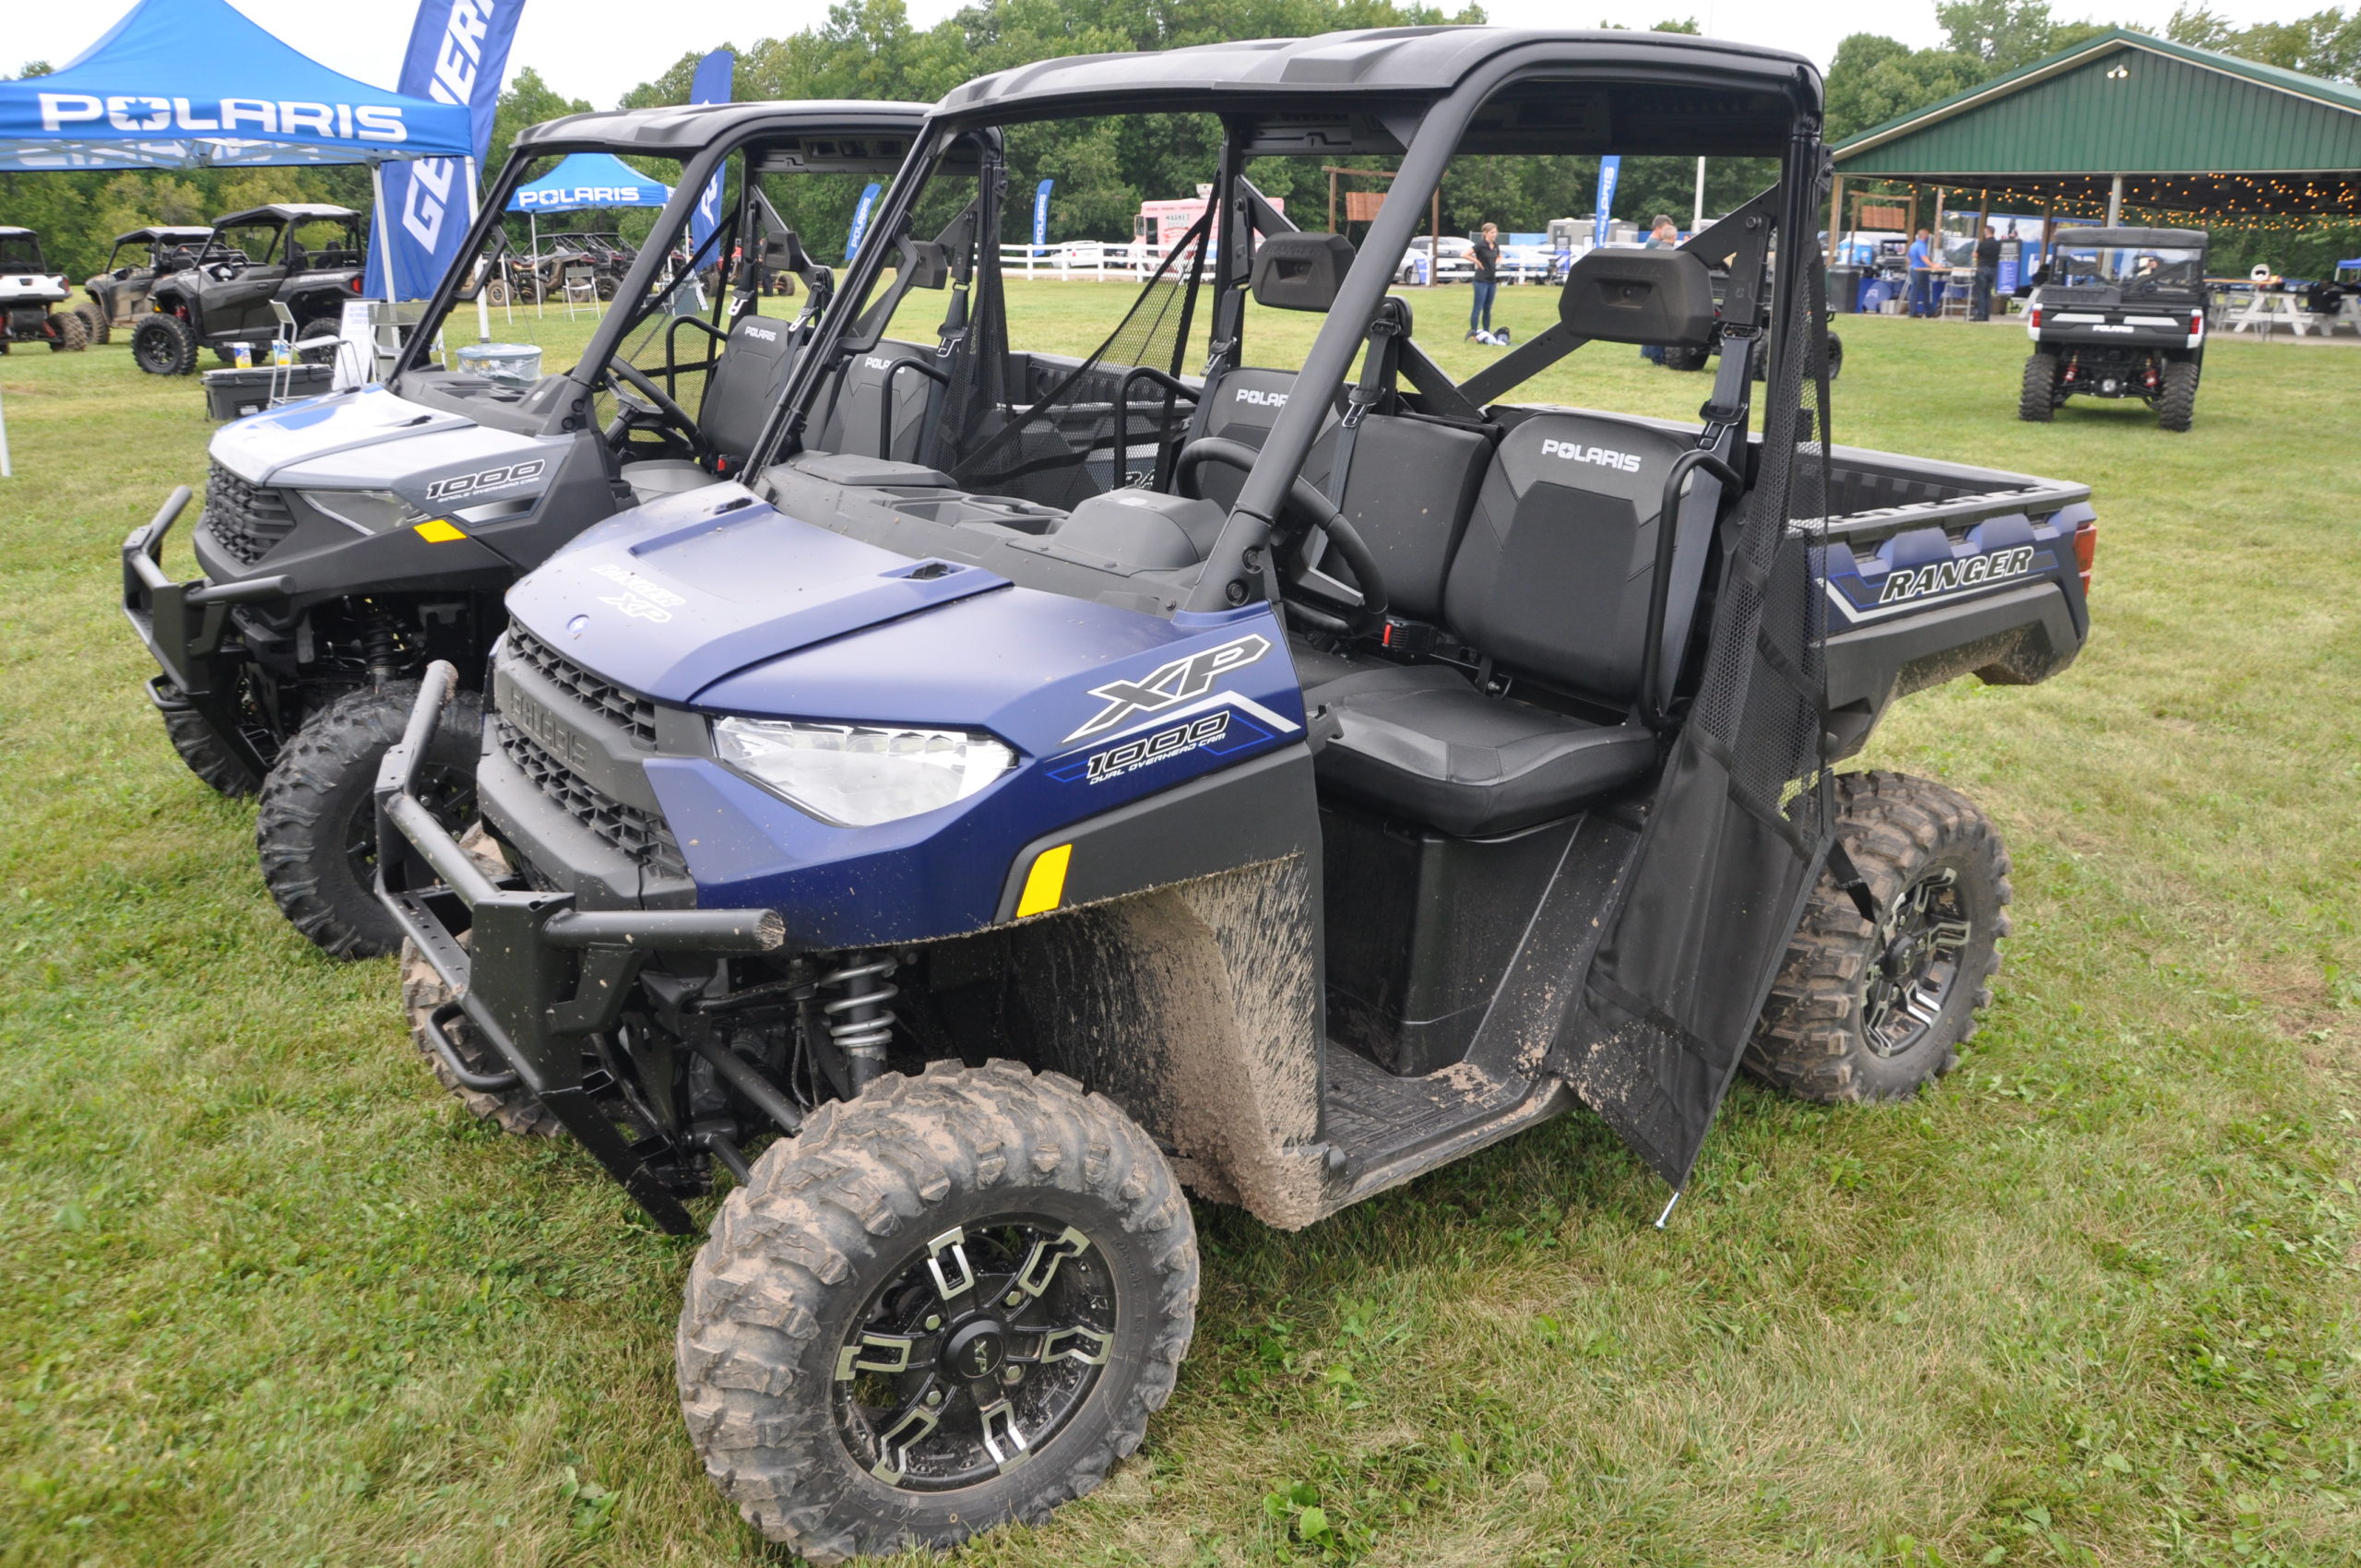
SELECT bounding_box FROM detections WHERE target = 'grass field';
[1,284,2357,1566]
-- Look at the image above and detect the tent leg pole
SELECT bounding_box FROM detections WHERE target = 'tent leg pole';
[1825,174,1843,265]
[467,157,490,344]
[1692,156,1706,233]
[2107,174,2123,228]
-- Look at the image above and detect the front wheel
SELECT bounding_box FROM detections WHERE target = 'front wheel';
[2156,358,2198,432]
[132,314,198,374]
[2018,352,2058,422]
[255,682,482,958]
[1743,772,2011,1103]
[75,301,111,345]
[154,682,261,796]
[679,1061,1198,1563]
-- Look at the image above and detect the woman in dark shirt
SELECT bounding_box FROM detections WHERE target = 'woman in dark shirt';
[1469,222,1500,340]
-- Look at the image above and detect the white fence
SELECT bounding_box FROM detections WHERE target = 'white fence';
[1001,240,1572,285]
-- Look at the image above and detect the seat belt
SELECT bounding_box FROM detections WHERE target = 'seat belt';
[1323,299,1406,505]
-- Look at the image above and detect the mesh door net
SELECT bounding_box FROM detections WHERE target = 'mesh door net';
[1560,159,1839,1191]
[938,207,1211,508]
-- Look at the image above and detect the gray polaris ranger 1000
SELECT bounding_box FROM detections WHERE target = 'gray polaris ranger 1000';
[379,27,2095,1559]
[121,100,937,956]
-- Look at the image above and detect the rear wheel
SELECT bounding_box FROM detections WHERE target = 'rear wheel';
[2156,359,2199,432]
[2018,352,2059,422]
[256,682,481,959]
[75,301,110,345]
[1661,345,1710,372]
[1744,772,2011,1103]
[46,311,87,352]
[679,1062,1197,1563]
[132,314,198,375]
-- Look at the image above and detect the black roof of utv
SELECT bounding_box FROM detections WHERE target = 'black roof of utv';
[2052,227,2209,250]
[516,100,931,160]
[937,27,1819,154]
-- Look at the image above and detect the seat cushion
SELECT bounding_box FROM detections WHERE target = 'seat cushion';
[1313,663,1657,837]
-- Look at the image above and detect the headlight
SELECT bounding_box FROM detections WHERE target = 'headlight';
[713,718,1016,827]
[299,488,427,535]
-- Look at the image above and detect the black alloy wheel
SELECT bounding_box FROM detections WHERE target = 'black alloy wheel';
[836,1218,1119,1490]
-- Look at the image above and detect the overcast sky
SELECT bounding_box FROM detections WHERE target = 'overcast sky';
[38,0,2317,113]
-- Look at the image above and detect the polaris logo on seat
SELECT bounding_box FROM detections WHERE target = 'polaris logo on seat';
[1234,387,1288,408]
[864,356,897,371]
[1539,439,1642,472]
[739,324,779,342]
[1877,545,2036,604]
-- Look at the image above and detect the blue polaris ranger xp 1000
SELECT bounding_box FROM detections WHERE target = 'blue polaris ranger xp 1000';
[379,28,2095,1559]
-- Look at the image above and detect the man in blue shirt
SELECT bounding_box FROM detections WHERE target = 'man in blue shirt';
[1907,228,1936,318]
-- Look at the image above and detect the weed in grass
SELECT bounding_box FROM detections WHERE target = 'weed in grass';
[0,292,2355,1565]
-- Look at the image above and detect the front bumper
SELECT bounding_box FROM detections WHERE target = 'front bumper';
[375,662,785,1232]
[121,486,288,780]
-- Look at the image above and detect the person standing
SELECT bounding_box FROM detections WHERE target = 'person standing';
[1640,214,1679,363]
[1907,227,1936,318]
[1468,221,1501,342]
[1971,224,2001,321]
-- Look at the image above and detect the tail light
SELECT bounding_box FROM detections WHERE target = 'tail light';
[2029,304,2043,329]
[2189,309,2204,340]
[2073,519,2096,597]
[347,276,362,292]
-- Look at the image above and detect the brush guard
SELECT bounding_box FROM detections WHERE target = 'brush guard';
[374,659,786,1232]
[122,485,289,780]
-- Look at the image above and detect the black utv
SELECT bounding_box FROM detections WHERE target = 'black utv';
[76,225,216,346]
[2018,227,2209,431]
[121,101,937,957]
[378,27,2095,1561]
[0,228,86,352]
[132,204,368,375]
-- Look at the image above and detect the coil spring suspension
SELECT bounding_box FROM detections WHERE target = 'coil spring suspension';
[821,953,898,1092]
[361,609,405,683]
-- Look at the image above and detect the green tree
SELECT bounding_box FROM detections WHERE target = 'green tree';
[2167,4,2360,83]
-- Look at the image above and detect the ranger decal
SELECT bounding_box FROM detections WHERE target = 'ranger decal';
[1877,545,2036,604]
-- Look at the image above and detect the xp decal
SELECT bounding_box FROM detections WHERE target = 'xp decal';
[1063,633,1273,742]
[590,560,686,623]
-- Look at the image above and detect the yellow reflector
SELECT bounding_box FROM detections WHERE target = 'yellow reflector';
[413,518,468,543]
[1015,843,1072,918]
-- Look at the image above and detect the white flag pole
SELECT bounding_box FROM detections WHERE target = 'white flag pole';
[468,157,491,343]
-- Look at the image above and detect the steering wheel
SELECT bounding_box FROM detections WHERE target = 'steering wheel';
[599,360,706,461]
[1174,435,1389,636]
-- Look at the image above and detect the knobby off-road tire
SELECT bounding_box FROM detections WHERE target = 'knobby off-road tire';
[74,301,110,345]
[132,313,198,374]
[2156,359,2199,433]
[156,684,260,796]
[2019,352,2059,422]
[46,311,87,352]
[679,1061,1198,1563]
[1744,771,2011,1103]
[256,682,482,959]
[398,926,564,1138]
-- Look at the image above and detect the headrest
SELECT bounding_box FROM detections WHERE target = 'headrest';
[1251,232,1356,312]
[761,230,811,274]
[1559,248,1716,347]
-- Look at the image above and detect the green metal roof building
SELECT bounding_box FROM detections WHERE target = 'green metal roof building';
[1830,28,2361,239]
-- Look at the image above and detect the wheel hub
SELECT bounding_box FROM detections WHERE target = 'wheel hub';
[834,1218,1115,1491]
[1860,867,1972,1059]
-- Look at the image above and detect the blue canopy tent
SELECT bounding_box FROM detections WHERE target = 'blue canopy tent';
[501,151,670,309]
[0,0,471,298]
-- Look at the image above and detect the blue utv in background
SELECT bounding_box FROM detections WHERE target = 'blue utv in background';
[378,27,2096,1560]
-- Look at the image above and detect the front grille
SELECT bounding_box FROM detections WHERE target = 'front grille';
[203,459,298,565]
[507,621,658,749]
[494,717,688,881]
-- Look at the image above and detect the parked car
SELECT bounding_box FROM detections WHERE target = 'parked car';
[76,225,216,345]
[131,204,367,375]
[1394,233,1474,283]
[0,228,86,352]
